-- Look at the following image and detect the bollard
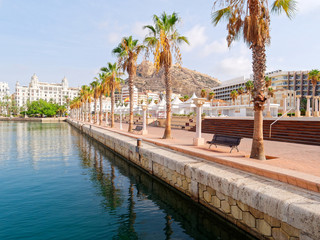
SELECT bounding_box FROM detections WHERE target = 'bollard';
[136,139,142,153]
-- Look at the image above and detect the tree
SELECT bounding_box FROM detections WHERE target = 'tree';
[101,62,122,128]
[144,12,189,139]
[230,90,238,105]
[112,36,144,132]
[90,80,100,124]
[265,76,272,88]
[245,80,254,106]
[200,89,207,98]
[208,91,215,100]
[308,69,320,114]
[237,87,244,105]
[212,0,296,160]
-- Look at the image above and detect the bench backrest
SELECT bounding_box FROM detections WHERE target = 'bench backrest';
[135,126,143,130]
[214,135,241,145]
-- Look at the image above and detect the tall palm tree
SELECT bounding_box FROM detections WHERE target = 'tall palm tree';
[308,69,320,114]
[101,62,122,128]
[208,91,215,101]
[245,80,254,106]
[200,89,207,98]
[90,80,101,124]
[237,87,244,105]
[95,73,109,126]
[212,0,296,160]
[265,76,272,88]
[112,36,144,132]
[230,90,238,105]
[144,12,189,139]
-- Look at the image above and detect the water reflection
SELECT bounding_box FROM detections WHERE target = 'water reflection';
[73,127,256,240]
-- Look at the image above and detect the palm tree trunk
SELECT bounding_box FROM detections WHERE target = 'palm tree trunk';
[128,73,134,132]
[250,44,266,160]
[88,101,91,123]
[313,84,316,114]
[94,99,97,124]
[99,96,103,125]
[111,86,115,128]
[163,65,172,139]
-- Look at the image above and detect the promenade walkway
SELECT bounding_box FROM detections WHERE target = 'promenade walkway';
[84,120,320,193]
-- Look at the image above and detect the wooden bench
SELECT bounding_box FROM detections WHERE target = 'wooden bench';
[133,125,143,133]
[207,134,242,153]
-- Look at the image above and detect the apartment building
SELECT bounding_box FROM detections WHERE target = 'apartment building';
[15,74,80,107]
[0,82,10,101]
[266,70,320,97]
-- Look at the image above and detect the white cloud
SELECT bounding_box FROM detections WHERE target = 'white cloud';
[202,38,229,56]
[296,0,320,14]
[182,25,208,52]
[213,45,252,79]
[107,32,121,44]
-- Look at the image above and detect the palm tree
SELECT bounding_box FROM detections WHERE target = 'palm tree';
[101,62,122,128]
[212,0,296,160]
[200,89,207,98]
[208,91,215,101]
[90,80,100,124]
[112,36,144,132]
[245,80,254,106]
[144,12,189,139]
[237,87,244,105]
[308,69,320,114]
[265,76,272,88]
[230,90,238,105]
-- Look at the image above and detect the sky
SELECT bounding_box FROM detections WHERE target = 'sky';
[0,0,319,93]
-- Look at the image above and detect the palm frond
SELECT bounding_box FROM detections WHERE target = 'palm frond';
[211,7,231,26]
[271,0,297,19]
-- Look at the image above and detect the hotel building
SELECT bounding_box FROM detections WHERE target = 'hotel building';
[15,74,80,107]
[212,76,247,102]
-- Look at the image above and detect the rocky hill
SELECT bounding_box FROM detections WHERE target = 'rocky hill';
[127,61,220,96]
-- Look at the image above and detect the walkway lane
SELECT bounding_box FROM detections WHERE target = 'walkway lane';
[77,120,320,193]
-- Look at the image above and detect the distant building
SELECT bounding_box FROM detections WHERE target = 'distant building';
[15,74,80,107]
[120,85,139,105]
[266,70,320,97]
[212,76,247,102]
[0,82,10,102]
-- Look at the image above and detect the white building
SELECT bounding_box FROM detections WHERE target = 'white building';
[212,76,248,102]
[15,74,80,107]
[0,82,10,101]
[121,85,139,105]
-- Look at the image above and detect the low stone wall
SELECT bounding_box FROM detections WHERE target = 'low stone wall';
[68,119,320,240]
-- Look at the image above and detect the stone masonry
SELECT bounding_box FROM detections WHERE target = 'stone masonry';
[68,119,320,240]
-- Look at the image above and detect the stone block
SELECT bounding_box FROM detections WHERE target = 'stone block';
[204,191,212,203]
[281,222,300,238]
[264,214,281,228]
[257,219,272,236]
[231,205,243,220]
[207,186,216,196]
[237,201,249,212]
[177,177,182,187]
[243,212,256,228]
[249,206,264,219]
[221,200,231,213]
[228,198,236,206]
[272,228,290,240]
[182,180,188,190]
[216,191,226,200]
[212,196,221,208]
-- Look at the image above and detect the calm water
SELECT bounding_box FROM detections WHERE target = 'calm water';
[0,122,256,240]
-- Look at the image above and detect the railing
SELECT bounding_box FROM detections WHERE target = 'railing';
[269,108,293,138]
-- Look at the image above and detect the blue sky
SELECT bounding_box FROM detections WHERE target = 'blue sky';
[0,0,319,93]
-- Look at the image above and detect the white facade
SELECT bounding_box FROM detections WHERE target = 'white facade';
[212,76,247,102]
[0,82,10,101]
[121,85,139,105]
[15,74,80,107]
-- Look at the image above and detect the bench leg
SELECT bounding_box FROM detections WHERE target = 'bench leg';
[230,146,234,153]
[209,144,212,149]
[236,146,239,152]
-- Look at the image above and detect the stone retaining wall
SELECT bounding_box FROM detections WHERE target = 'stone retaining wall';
[68,119,320,240]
